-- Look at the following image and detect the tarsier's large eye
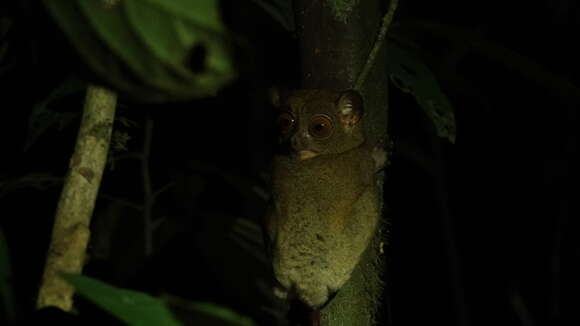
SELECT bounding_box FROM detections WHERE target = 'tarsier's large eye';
[278,112,296,135]
[308,114,333,139]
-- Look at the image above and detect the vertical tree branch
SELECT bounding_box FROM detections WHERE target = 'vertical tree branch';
[293,1,393,325]
[36,85,117,311]
[355,0,399,90]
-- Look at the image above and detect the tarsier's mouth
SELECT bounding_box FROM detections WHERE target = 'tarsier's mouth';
[297,150,318,160]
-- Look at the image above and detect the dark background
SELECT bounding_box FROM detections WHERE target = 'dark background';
[0,1,577,325]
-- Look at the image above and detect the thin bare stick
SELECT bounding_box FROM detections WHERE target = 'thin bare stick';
[354,0,399,90]
[36,85,117,311]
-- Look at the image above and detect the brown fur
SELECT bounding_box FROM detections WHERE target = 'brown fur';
[266,89,383,308]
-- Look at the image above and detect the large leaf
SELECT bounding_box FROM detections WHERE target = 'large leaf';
[64,274,257,326]
[124,0,232,88]
[63,274,182,326]
[189,302,255,326]
[43,0,236,102]
[165,296,257,326]
[141,0,224,31]
[387,41,456,143]
[43,1,167,101]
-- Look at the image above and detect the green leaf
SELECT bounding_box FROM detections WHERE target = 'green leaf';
[43,1,163,101]
[164,295,257,326]
[124,2,192,70]
[43,0,236,102]
[387,41,456,143]
[76,0,186,92]
[0,228,16,323]
[62,274,182,326]
[142,0,223,31]
[189,302,256,326]
[124,0,234,90]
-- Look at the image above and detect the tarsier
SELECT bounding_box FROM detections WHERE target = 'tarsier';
[265,89,385,308]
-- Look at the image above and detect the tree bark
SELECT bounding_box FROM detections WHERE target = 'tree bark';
[293,1,390,325]
[36,85,116,311]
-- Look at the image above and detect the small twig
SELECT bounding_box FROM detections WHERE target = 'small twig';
[151,182,176,202]
[354,0,399,90]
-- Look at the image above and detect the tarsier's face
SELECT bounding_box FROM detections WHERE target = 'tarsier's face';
[273,89,365,159]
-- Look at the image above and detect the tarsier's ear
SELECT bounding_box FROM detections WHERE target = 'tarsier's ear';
[336,90,363,128]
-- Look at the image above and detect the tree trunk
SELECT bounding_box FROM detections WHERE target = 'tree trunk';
[293,1,390,325]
